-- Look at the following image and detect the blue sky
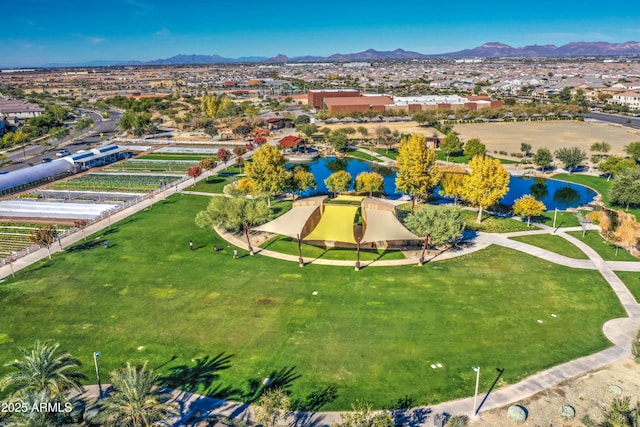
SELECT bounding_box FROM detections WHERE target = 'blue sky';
[3,0,640,67]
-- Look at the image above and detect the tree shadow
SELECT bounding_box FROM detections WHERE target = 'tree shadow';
[242,366,302,403]
[160,353,234,396]
[290,385,338,427]
[65,240,103,253]
[385,395,431,427]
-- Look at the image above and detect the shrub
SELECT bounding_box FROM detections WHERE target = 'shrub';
[559,405,576,419]
[447,415,469,427]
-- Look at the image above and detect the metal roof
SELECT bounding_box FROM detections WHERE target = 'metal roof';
[0,159,75,193]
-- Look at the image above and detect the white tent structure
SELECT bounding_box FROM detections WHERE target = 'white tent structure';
[360,198,421,244]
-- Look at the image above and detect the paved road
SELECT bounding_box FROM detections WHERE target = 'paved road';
[0,109,121,173]
[584,111,640,128]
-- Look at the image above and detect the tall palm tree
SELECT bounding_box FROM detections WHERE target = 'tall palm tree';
[0,341,85,401]
[98,362,178,427]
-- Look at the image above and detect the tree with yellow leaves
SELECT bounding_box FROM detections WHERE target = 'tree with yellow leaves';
[611,212,640,255]
[512,194,546,226]
[439,165,467,205]
[325,170,353,197]
[355,172,385,196]
[395,133,441,213]
[460,155,510,223]
[201,94,234,120]
[244,145,288,205]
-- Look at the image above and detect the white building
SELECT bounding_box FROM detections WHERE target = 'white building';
[610,91,640,109]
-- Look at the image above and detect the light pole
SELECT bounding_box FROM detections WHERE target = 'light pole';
[553,207,558,231]
[93,351,102,399]
[472,365,480,416]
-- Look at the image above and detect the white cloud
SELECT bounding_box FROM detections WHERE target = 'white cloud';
[155,28,171,37]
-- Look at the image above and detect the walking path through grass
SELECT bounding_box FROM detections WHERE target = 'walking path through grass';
[2,165,640,424]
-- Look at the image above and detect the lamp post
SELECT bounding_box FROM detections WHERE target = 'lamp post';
[93,351,102,399]
[472,365,480,416]
[553,207,558,231]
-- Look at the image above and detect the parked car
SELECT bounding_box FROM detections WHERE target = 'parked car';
[41,158,53,163]
[56,149,71,157]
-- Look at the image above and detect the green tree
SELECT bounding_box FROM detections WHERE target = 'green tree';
[324,170,353,197]
[610,168,640,209]
[286,167,317,199]
[598,155,638,179]
[533,147,553,170]
[244,145,288,204]
[554,147,586,172]
[404,206,465,247]
[297,123,318,139]
[48,126,69,141]
[2,389,53,427]
[0,341,86,401]
[624,141,640,161]
[460,155,510,223]
[355,172,384,196]
[97,362,178,427]
[440,132,462,161]
[356,126,369,143]
[395,133,441,213]
[412,111,436,127]
[294,114,311,125]
[512,195,547,226]
[196,196,271,255]
[328,130,349,153]
[463,138,486,158]
[520,142,532,156]
[254,388,291,427]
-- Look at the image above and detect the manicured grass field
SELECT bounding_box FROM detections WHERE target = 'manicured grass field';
[346,150,382,162]
[0,195,624,410]
[374,148,398,160]
[537,211,582,228]
[186,175,239,193]
[566,230,640,262]
[509,234,589,259]
[459,210,534,233]
[436,151,472,164]
[261,235,406,261]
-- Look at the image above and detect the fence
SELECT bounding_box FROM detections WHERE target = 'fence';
[0,175,189,268]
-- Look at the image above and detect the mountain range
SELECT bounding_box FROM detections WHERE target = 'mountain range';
[42,41,640,67]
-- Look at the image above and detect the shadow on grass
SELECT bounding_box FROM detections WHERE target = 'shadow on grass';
[385,395,431,427]
[66,240,103,253]
[291,385,339,427]
[161,353,234,395]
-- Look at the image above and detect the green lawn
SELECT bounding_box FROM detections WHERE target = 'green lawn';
[436,151,472,164]
[0,195,624,410]
[536,211,582,228]
[219,164,244,175]
[613,271,640,303]
[509,234,589,259]
[459,210,534,233]
[261,235,406,261]
[551,174,612,204]
[346,150,382,162]
[566,230,640,262]
[373,148,398,160]
[186,175,239,193]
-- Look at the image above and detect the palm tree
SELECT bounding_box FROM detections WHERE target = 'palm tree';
[0,341,86,401]
[98,362,178,427]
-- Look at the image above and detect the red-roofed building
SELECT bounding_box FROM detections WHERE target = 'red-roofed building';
[279,135,303,147]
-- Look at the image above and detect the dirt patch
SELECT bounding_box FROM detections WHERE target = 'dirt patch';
[455,121,639,157]
[473,357,640,426]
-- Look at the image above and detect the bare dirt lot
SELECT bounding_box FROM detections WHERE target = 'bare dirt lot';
[473,357,640,427]
[323,120,640,157]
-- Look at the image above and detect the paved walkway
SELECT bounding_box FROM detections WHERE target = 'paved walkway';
[2,160,640,425]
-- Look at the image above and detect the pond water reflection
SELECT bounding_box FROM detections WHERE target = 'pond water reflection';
[295,157,596,210]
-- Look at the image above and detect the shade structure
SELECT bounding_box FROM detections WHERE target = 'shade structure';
[360,208,421,243]
[303,204,358,244]
[360,197,420,243]
[252,205,320,239]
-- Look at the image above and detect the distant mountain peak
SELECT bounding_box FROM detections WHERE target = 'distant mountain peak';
[480,42,512,48]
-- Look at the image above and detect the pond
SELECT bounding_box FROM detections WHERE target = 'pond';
[294,157,597,210]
